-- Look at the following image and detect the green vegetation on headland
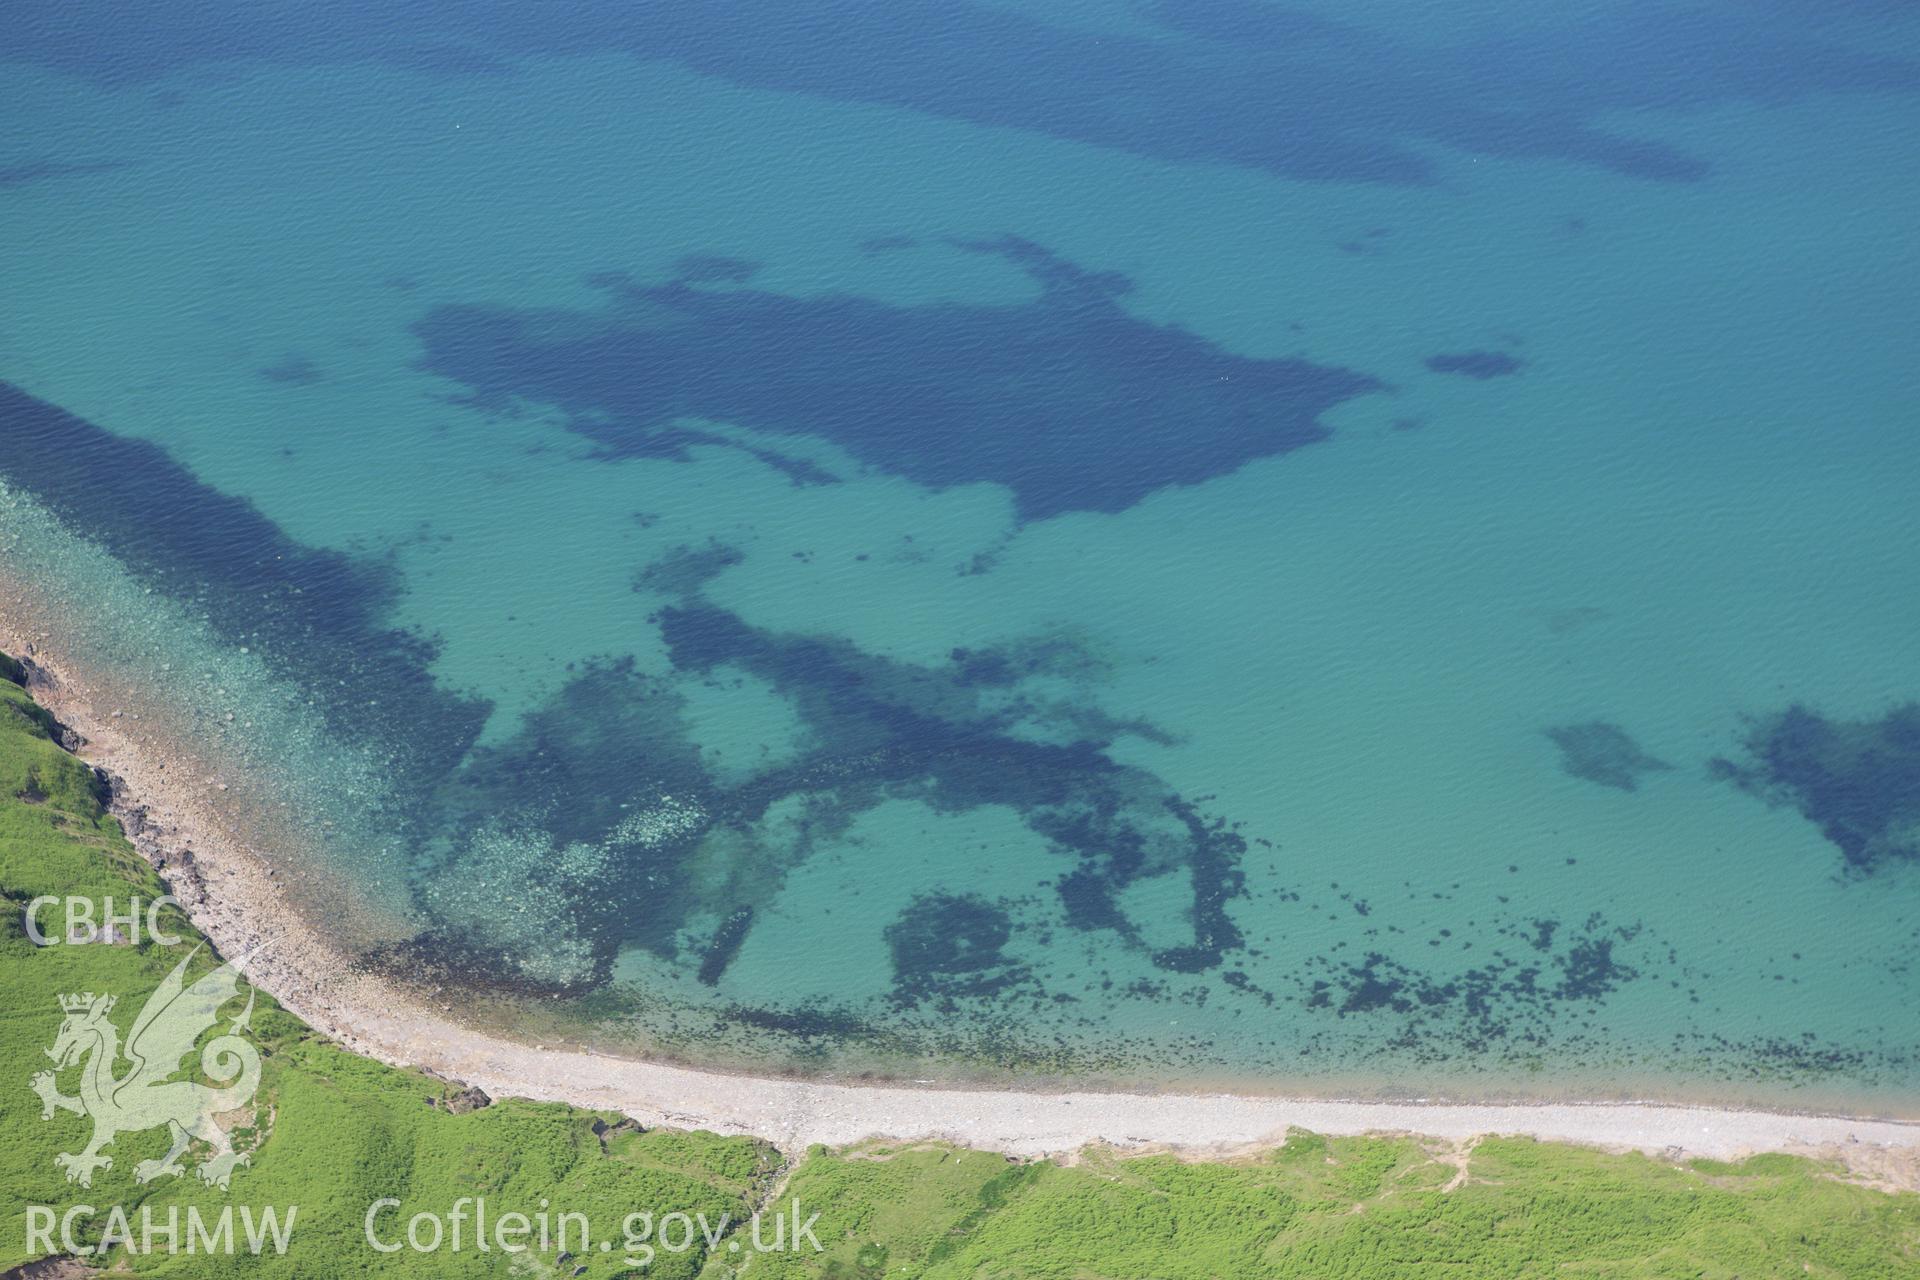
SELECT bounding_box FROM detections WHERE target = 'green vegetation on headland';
[763,1136,1920,1280]
[2,654,1917,1277]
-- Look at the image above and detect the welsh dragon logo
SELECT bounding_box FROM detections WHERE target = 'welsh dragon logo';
[30,945,263,1190]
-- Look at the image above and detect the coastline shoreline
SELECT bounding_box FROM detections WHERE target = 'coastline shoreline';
[4,607,1919,1179]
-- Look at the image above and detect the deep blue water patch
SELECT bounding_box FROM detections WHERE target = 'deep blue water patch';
[416,239,1379,521]
[12,2,1920,184]
[0,381,490,801]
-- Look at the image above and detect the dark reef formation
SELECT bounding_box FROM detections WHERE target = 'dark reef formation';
[1545,722,1672,791]
[1713,703,1920,874]
[416,239,1379,521]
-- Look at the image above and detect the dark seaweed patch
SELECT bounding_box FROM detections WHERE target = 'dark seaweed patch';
[631,540,745,597]
[408,589,1252,993]
[948,636,1107,689]
[1151,797,1247,973]
[365,929,605,1000]
[439,656,706,848]
[1712,703,1920,873]
[1425,351,1523,379]
[415,239,1379,521]
[656,601,1248,972]
[717,1003,874,1042]
[430,655,712,962]
[697,907,755,986]
[1301,913,1646,1052]
[1055,864,1139,941]
[885,894,1030,1008]
[0,381,491,802]
[1555,934,1638,1001]
[1545,722,1672,791]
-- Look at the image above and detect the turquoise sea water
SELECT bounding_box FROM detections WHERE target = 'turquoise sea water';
[3,1,1918,1104]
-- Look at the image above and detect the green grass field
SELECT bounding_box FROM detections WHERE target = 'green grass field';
[3,654,1916,1278]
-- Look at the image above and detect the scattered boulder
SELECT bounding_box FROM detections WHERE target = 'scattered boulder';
[592,1116,644,1149]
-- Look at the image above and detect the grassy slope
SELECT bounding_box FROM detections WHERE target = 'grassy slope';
[1,658,1916,1278]
[743,1135,1920,1280]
